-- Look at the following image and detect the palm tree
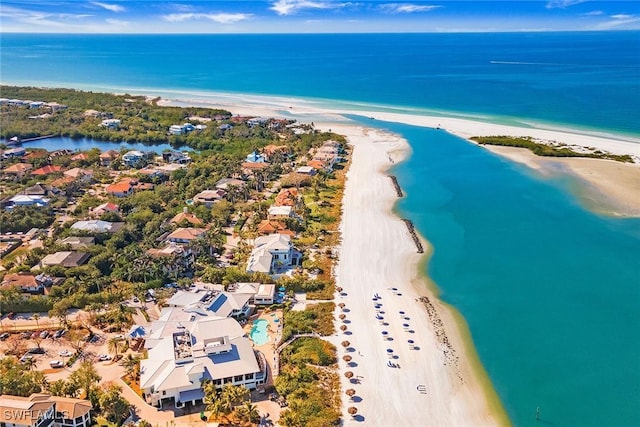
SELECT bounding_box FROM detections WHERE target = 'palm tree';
[235,401,260,425]
[121,354,140,378]
[33,313,40,328]
[107,336,125,359]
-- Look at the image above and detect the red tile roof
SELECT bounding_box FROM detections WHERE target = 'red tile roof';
[31,165,63,175]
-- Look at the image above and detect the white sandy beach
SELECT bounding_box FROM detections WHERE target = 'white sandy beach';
[324,123,505,426]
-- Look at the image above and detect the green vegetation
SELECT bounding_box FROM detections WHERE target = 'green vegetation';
[281,302,336,342]
[471,135,633,163]
[0,206,56,232]
[276,338,340,427]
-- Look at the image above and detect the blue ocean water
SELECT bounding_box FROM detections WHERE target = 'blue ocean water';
[2,32,640,426]
[1,32,639,137]
[21,136,173,153]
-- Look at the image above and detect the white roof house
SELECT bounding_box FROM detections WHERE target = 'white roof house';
[267,205,293,219]
[140,316,265,409]
[71,220,123,234]
[8,194,50,207]
[246,234,300,275]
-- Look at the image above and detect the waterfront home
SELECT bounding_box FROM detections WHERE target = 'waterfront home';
[162,151,192,164]
[122,150,146,168]
[63,167,93,182]
[312,151,338,169]
[256,219,294,237]
[7,194,50,208]
[100,118,121,129]
[44,102,67,112]
[246,233,301,275]
[247,117,269,128]
[99,150,119,166]
[31,164,63,176]
[57,236,96,249]
[166,227,207,245]
[267,205,293,220]
[70,219,124,234]
[140,316,265,409]
[228,282,277,305]
[169,123,196,135]
[39,251,90,268]
[0,393,92,427]
[245,150,266,163]
[2,162,32,177]
[218,123,233,132]
[193,189,227,207]
[170,208,203,226]
[90,202,119,217]
[70,152,89,161]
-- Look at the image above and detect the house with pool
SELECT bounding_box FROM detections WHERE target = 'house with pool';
[140,316,266,409]
[246,234,301,276]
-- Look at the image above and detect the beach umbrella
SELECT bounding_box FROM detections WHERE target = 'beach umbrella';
[339,303,346,309]
[342,355,352,362]
[346,389,356,397]
[341,340,350,348]
[337,287,343,292]
[339,314,346,320]
[348,407,358,416]
[340,325,348,331]
[345,371,354,379]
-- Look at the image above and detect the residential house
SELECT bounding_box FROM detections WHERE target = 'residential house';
[228,282,277,305]
[0,273,63,295]
[147,243,194,277]
[214,178,246,191]
[122,150,146,168]
[192,189,226,208]
[218,123,233,132]
[247,117,269,128]
[245,151,266,164]
[70,220,124,234]
[51,175,75,187]
[2,162,32,177]
[170,208,203,226]
[70,152,89,161]
[169,123,195,135]
[22,183,62,197]
[262,144,289,161]
[90,202,119,217]
[162,151,192,164]
[267,205,293,220]
[99,150,119,166]
[30,164,63,176]
[100,118,121,129]
[63,167,93,182]
[246,233,301,275]
[295,165,316,176]
[166,227,207,245]
[57,236,95,249]
[256,220,294,237]
[140,316,264,409]
[274,188,298,207]
[7,194,50,208]
[2,147,26,158]
[106,178,135,197]
[39,251,90,268]
[0,393,91,427]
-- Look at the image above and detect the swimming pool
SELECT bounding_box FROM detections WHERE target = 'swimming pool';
[249,319,270,346]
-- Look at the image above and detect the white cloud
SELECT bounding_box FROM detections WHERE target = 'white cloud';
[545,0,587,9]
[163,13,252,24]
[611,14,633,20]
[105,18,130,26]
[583,10,603,16]
[594,14,640,29]
[92,2,125,13]
[270,0,348,16]
[379,3,441,14]
[0,5,92,27]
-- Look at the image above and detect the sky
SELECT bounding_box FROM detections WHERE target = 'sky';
[1,0,639,33]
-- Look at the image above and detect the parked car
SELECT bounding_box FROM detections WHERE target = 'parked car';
[49,360,64,368]
[20,332,31,339]
[0,333,9,340]
[132,297,140,303]
[53,329,66,338]
[39,330,49,339]
[20,355,33,363]
[27,347,45,354]
[97,354,112,361]
[59,350,72,357]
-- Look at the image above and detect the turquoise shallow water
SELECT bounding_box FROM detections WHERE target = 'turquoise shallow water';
[378,120,640,427]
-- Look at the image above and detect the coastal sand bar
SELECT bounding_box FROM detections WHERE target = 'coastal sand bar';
[325,123,504,426]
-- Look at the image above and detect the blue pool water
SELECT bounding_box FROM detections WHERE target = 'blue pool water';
[249,319,270,346]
